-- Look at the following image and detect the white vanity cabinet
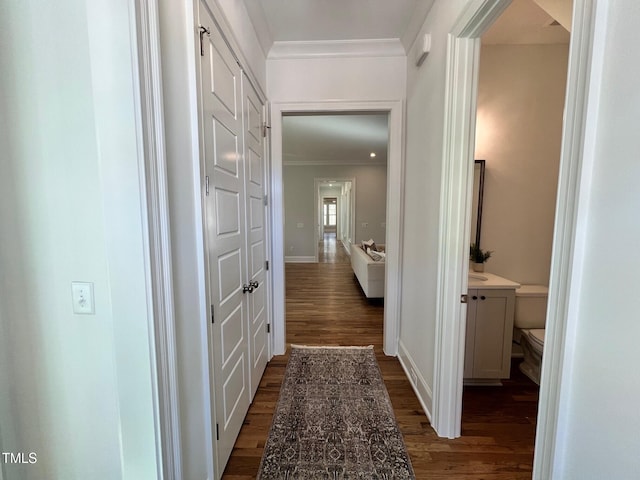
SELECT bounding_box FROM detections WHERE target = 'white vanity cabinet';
[464,288,516,382]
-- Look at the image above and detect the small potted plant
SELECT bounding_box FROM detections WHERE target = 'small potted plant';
[469,243,493,272]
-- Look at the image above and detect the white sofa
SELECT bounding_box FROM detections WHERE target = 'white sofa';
[350,243,385,298]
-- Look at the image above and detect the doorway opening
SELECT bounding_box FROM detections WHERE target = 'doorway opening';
[281,112,388,334]
[314,179,355,264]
[269,102,404,356]
[462,0,571,440]
[432,1,596,477]
[321,195,340,262]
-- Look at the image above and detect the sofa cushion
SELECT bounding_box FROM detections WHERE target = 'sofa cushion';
[367,249,386,262]
[361,238,376,251]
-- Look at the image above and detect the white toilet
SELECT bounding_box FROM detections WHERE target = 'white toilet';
[513,285,549,385]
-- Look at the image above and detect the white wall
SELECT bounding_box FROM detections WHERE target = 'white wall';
[399,0,472,414]
[268,55,406,103]
[553,2,640,477]
[0,1,159,479]
[284,165,387,258]
[475,44,569,285]
[210,0,267,89]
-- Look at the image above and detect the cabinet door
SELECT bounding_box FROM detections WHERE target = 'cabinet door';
[464,290,478,378]
[472,289,515,378]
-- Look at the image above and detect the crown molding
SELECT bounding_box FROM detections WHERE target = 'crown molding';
[283,161,387,167]
[267,38,406,60]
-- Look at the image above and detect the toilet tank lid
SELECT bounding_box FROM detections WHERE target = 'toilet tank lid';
[516,284,549,296]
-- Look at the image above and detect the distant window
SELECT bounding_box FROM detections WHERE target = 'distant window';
[324,202,337,226]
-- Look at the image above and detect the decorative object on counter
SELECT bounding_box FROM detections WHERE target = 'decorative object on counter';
[469,243,493,272]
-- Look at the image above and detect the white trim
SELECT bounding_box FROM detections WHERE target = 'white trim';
[432,0,514,439]
[450,0,512,37]
[133,0,182,477]
[534,1,601,478]
[398,341,433,421]
[284,160,387,167]
[270,100,404,356]
[268,39,406,60]
[284,256,317,263]
[263,101,274,362]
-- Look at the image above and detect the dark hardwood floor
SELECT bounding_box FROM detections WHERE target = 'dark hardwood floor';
[223,236,539,479]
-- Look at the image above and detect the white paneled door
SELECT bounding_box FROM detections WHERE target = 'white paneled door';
[199,2,269,476]
[243,79,269,399]
[200,11,249,473]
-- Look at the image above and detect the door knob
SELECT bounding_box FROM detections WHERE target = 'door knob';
[249,280,259,289]
[242,284,254,294]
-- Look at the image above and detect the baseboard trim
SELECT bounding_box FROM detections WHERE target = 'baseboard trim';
[397,341,433,422]
[284,256,316,263]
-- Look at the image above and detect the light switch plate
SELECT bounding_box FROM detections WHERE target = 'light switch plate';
[71,282,95,315]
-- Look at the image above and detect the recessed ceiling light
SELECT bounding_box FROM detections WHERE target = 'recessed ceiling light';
[370,152,376,158]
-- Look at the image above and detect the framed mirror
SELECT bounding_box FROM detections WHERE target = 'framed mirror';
[471,159,485,248]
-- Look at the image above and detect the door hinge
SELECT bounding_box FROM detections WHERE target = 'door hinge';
[198,25,211,57]
[216,423,219,440]
[265,260,269,271]
[460,294,468,304]
[263,194,268,206]
[210,304,214,323]
[267,323,270,334]
[205,175,210,196]
[262,122,270,138]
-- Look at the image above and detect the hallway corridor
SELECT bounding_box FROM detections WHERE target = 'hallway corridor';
[318,232,350,264]
[222,248,538,479]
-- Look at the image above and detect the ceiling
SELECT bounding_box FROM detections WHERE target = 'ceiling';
[244,0,571,55]
[243,0,436,54]
[483,0,570,45]
[273,0,569,167]
[282,114,388,166]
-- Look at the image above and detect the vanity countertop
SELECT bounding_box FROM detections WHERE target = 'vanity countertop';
[468,270,521,290]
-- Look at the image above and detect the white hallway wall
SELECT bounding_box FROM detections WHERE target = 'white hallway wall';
[475,43,569,285]
[0,0,159,479]
[267,55,406,103]
[284,165,387,258]
[400,0,472,417]
[552,1,640,477]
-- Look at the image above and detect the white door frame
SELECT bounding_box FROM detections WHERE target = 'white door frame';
[433,1,600,480]
[270,101,404,356]
[133,0,182,477]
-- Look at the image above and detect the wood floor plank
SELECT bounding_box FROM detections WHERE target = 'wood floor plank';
[223,236,538,478]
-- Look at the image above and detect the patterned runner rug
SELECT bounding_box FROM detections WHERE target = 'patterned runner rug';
[257,346,415,479]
